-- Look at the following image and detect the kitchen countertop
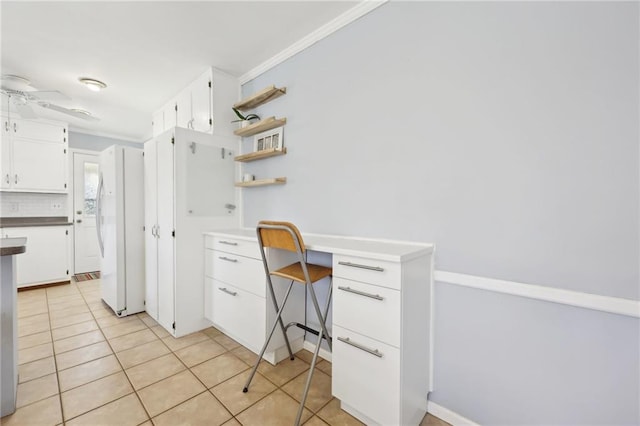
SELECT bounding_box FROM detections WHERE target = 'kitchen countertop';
[0,217,72,228]
[0,237,26,256]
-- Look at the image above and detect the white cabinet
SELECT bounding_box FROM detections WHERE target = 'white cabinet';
[152,68,238,137]
[331,254,431,426]
[144,127,237,337]
[0,117,68,193]
[1,226,71,288]
[203,234,305,364]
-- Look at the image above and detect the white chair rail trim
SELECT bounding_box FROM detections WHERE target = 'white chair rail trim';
[435,271,640,319]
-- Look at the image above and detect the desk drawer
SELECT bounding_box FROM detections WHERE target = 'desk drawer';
[211,280,265,352]
[333,277,400,348]
[207,250,265,298]
[332,325,400,426]
[207,236,261,260]
[333,255,401,290]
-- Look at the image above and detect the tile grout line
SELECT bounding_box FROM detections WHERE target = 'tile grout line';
[70,279,154,425]
[46,283,68,425]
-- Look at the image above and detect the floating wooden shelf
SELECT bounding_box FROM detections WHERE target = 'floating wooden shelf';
[234,117,287,137]
[234,85,287,111]
[234,148,287,163]
[235,177,287,188]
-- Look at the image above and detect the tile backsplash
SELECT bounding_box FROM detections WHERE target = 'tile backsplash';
[0,192,68,217]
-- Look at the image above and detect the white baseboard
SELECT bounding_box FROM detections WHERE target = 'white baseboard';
[302,339,332,363]
[427,400,479,426]
[435,271,640,319]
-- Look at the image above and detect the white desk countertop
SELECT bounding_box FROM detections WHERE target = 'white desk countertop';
[205,228,433,262]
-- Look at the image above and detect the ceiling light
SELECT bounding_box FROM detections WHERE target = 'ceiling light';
[78,78,107,92]
[71,108,93,117]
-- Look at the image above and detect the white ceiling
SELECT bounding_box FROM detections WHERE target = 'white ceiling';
[0,1,358,142]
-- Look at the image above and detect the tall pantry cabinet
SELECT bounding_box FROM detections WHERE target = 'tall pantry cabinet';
[144,127,237,337]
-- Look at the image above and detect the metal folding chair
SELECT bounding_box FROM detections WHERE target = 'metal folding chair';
[242,221,332,425]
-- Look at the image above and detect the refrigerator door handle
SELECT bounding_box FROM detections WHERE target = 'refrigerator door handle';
[96,174,105,257]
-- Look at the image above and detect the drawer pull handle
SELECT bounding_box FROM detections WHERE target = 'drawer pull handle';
[338,261,384,272]
[218,287,237,296]
[337,337,383,358]
[219,240,238,246]
[219,256,238,262]
[338,286,384,301]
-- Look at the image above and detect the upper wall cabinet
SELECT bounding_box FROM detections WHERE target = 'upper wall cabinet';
[1,116,68,193]
[152,68,238,138]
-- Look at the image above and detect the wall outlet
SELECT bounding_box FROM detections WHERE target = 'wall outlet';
[51,202,62,210]
[9,203,19,212]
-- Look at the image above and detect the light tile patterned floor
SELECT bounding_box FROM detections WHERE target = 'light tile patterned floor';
[2,279,451,426]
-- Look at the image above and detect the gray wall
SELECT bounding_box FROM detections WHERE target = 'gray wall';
[69,131,141,151]
[240,2,639,425]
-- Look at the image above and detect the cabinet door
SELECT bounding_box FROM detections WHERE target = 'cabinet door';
[190,70,212,133]
[12,138,67,192]
[175,90,192,130]
[1,118,12,189]
[211,279,265,352]
[13,119,65,143]
[5,227,70,287]
[144,139,159,321]
[156,132,175,333]
[164,101,177,131]
[152,110,164,137]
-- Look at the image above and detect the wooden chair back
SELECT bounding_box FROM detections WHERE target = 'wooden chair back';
[257,221,305,254]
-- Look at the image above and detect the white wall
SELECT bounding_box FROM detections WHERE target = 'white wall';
[69,131,141,152]
[240,2,639,425]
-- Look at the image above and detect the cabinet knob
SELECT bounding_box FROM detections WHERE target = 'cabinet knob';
[76,219,82,223]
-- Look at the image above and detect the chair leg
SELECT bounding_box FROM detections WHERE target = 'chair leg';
[294,324,325,426]
[243,280,295,393]
[266,275,294,360]
[307,280,333,351]
[294,281,333,425]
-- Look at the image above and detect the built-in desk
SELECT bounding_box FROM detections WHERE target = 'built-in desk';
[204,229,434,425]
[1,237,27,417]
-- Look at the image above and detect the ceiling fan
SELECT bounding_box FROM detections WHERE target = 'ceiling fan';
[0,75,99,122]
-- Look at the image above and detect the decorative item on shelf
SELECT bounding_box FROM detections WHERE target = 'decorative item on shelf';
[231,107,260,128]
[254,126,284,152]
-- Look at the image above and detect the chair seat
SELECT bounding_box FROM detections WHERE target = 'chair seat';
[271,262,332,284]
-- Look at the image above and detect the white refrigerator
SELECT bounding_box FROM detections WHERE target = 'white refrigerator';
[97,145,145,317]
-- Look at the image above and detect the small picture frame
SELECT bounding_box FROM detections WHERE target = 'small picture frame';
[253,126,284,152]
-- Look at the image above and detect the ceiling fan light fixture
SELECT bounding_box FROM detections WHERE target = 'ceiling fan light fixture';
[70,108,93,117]
[78,77,107,92]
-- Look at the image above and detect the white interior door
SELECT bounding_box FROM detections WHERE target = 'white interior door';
[73,152,100,273]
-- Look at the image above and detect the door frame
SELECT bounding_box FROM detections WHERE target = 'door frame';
[69,148,101,274]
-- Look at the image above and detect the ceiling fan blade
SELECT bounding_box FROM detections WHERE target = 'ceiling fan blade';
[15,103,38,119]
[28,90,70,101]
[39,102,100,122]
